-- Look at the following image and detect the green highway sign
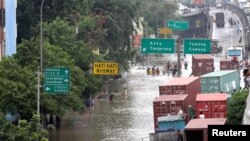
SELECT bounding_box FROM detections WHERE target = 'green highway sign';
[44,68,70,76]
[141,38,175,54]
[184,39,211,54]
[44,67,70,94]
[44,76,70,84]
[44,85,70,93]
[167,20,189,30]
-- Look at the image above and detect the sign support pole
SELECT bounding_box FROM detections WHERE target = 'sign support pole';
[37,71,41,116]
[38,0,45,116]
[177,38,181,77]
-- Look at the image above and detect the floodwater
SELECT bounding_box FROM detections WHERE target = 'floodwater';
[49,8,246,141]
[49,64,178,141]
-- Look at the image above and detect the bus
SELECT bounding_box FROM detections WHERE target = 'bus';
[215,12,225,27]
[226,46,244,62]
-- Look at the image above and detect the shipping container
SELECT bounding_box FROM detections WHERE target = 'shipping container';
[220,59,240,70]
[200,70,240,94]
[153,94,188,129]
[196,93,227,118]
[192,55,214,76]
[159,77,200,111]
[156,115,186,132]
[184,118,226,141]
[193,0,205,5]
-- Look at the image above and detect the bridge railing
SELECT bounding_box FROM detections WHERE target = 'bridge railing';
[224,3,250,60]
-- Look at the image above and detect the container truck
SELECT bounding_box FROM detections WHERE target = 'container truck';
[215,12,225,27]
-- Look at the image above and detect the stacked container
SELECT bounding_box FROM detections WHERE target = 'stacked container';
[196,93,227,118]
[192,55,214,76]
[153,94,187,129]
[159,77,201,109]
[200,70,240,94]
[220,59,240,70]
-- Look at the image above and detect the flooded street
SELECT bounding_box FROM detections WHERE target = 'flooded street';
[49,61,183,141]
[49,8,245,141]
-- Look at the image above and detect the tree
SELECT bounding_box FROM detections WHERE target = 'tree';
[0,113,48,141]
[10,0,145,124]
[138,0,178,37]
[1,36,89,120]
[88,0,142,71]
[0,57,36,120]
[17,0,91,43]
[227,89,249,125]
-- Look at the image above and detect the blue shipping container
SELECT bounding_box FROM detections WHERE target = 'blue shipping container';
[157,115,186,131]
[200,70,240,94]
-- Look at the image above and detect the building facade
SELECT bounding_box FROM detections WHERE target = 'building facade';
[0,0,5,61]
[0,0,16,61]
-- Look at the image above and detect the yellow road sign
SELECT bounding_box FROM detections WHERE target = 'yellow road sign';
[93,62,118,75]
[159,28,172,34]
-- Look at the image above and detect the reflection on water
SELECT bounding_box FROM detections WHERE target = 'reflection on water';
[49,68,172,141]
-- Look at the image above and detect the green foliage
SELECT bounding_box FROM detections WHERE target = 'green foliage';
[0,57,36,119]
[139,0,178,36]
[16,0,91,43]
[4,0,177,129]
[90,0,141,71]
[226,89,249,125]
[0,113,48,141]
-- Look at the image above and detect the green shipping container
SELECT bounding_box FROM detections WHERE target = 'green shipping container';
[200,70,240,94]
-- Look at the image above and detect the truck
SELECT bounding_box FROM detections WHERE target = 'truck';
[215,12,224,27]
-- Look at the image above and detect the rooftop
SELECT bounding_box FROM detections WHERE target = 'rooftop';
[185,118,226,130]
[158,115,184,122]
[200,70,237,77]
[192,54,213,59]
[220,59,231,61]
[154,94,188,102]
[160,77,199,86]
[196,93,228,101]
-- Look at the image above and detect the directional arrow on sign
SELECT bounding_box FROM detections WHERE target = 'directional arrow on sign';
[46,87,50,91]
[65,70,69,75]
[64,79,69,83]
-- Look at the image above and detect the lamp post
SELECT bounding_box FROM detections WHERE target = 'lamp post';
[37,0,45,116]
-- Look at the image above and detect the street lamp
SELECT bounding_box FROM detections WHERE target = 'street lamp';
[37,0,45,116]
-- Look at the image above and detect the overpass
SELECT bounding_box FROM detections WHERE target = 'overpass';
[179,8,211,39]
[224,3,250,60]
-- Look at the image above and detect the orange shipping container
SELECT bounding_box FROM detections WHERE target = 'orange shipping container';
[192,55,214,76]
[196,93,228,118]
[153,94,187,130]
[193,0,205,5]
[220,59,239,70]
[159,77,201,110]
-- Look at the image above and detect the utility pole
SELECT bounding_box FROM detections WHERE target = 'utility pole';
[38,0,45,117]
[174,35,182,77]
[177,38,181,77]
[156,0,159,38]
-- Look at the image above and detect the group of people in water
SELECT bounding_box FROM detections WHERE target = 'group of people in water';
[146,61,188,77]
[95,88,128,102]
